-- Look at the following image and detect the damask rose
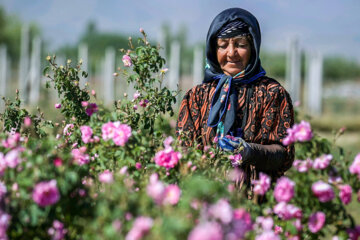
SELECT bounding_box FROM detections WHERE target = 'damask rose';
[32,180,60,207]
[154,147,181,169]
[98,170,113,184]
[125,216,153,240]
[85,103,98,116]
[308,212,326,233]
[63,124,74,136]
[113,124,132,146]
[55,103,61,109]
[71,147,90,166]
[293,158,313,172]
[349,153,360,178]
[274,177,295,203]
[252,173,271,195]
[188,221,223,240]
[339,184,352,205]
[163,184,181,205]
[313,154,332,170]
[208,198,233,224]
[294,120,313,142]
[80,126,93,144]
[273,202,302,220]
[311,181,335,202]
[122,55,132,67]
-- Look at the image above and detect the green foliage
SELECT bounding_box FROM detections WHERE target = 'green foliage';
[324,56,360,81]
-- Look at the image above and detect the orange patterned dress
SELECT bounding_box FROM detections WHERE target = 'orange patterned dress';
[176,76,295,192]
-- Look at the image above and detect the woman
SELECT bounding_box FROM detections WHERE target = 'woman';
[176,8,294,197]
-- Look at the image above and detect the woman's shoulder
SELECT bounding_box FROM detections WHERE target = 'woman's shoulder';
[256,76,290,95]
[184,81,217,96]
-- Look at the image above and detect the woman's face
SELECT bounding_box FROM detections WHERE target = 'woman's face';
[216,36,251,76]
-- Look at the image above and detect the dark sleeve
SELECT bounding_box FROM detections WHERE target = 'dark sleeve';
[246,86,295,175]
[176,86,203,147]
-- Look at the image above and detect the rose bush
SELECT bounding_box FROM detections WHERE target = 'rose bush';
[0,29,359,239]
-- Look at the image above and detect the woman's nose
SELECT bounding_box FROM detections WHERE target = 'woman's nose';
[227,44,237,58]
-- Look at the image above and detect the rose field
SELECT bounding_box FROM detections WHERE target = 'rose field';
[0,31,360,240]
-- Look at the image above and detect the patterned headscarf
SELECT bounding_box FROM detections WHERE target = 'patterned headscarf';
[204,8,266,137]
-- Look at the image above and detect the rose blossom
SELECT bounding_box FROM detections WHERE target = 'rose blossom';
[98,170,113,183]
[339,184,352,205]
[48,220,68,240]
[32,180,60,207]
[308,212,326,233]
[146,175,166,205]
[163,184,181,205]
[102,122,115,140]
[133,91,140,100]
[0,210,11,240]
[125,216,153,240]
[55,103,61,109]
[229,153,242,167]
[24,117,32,127]
[85,103,98,116]
[139,99,149,108]
[255,231,280,240]
[273,202,302,220]
[294,120,313,142]
[63,124,74,136]
[2,132,20,149]
[113,123,132,146]
[311,181,335,202]
[4,149,22,168]
[208,198,233,224]
[231,208,253,238]
[349,153,360,178]
[80,126,93,144]
[313,154,332,170]
[163,136,174,148]
[252,173,271,195]
[135,162,142,170]
[188,221,223,240]
[256,216,274,231]
[154,147,181,169]
[293,158,313,172]
[347,226,360,240]
[71,147,90,166]
[122,55,132,67]
[274,177,295,203]
[53,158,63,167]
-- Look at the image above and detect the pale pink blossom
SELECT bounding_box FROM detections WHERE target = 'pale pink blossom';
[102,122,115,141]
[80,126,93,144]
[294,121,313,142]
[293,158,313,172]
[349,153,360,178]
[113,124,132,146]
[24,117,32,127]
[208,198,232,224]
[4,149,22,168]
[119,166,128,175]
[2,132,20,149]
[133,91,140,100]
[55,103,61,109]
[71,147,90,166]
[63,124,74,136]
[339,184,352,205]
[0,154,6,176]
[255,231,280,240]
[188,221,223,240]
[256,216,274,231]
[112,219,122,232]
[273,202,302,220]
[154,147,181,169]
[32,180,60,207]
[146,177,165,205]
[313,154,332,170]
[0,210,11,240]
[125,216,153,240]
[163,136,174,148]
[308,212,326,233]
[252,173,271,195]
[163,184,181,205]
[311,181,335,202]
[98,170,113,183]
[81,101,89,107]
[274,177,295,203]
[122,55,132,67]
[231,208,253,238]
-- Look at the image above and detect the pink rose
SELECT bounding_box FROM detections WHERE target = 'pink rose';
[188,221,223,240]
[163,136,174,148]
[53,157,63,167]
[293,158,313,172]
[255,231,280,240]
[308,212,326,233]
[55,103,61,109]
[133,91,140,100]
[154,147,181,169]
[311,181,335,202]
[102,122,115,141]
[146,176,166,205]
[113,123,132,146]
[85,103,98,116]
[32,180,60,207]
[48,220,67,240]
[294,121,313,142]
[80,126,93,144]
[2,132,20,149]
[349,153,360,178]
[256,216,274,231]
[139,99,149,108]
[339,184,352,205]
[208,198,233,224]
[252,172,271,196]
[273,202,302,220]
[63,124,74,136]
[313,154,332,170]
[122,55,132,67]
[99,170,113,184]
[229,153,242,167]
[24,117,32,127]
[71,148,90,166]
[4,149,22,168]
[274,177,295,203]
[163,184,181,205]
[125,216,153,240]
[0,181,7,200]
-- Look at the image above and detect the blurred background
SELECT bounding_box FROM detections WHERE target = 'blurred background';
[0,0,359,153]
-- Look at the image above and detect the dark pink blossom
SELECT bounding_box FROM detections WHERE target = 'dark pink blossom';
[228,153,242,167]
[55,103,61,109]
[339,184,352,205]
[32,180,60,207]
[347,226,360,240]
[53,158,63,167]
[311,181,335,202]
[85,103,98,116]
[308,212,326,233]
[154,147,181,169]
[139,99,149,108]
[2,132,20,149]
[274,177,295,203]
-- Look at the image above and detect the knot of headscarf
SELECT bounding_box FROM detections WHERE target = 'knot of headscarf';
[207,69,266,137]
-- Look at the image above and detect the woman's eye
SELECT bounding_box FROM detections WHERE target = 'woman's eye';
[218,45,227,49]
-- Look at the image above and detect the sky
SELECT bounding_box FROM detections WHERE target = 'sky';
[1,0,360,61]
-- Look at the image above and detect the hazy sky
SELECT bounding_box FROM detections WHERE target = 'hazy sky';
[1,0,360,61]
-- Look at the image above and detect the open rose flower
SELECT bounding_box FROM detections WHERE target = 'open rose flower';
[85,103,98,116]
[188,221,223,240]
[311,181,335,202]
[71,147,90,166]
[163,184,181,205]
[308,212,326,233]
[313,154,332,170]
[98,170,113,184]
[125,216,153,240]
[32,180,60,207]
[80,126,93,144]
[122,55,132,67]
[154,147,181,169]
[349,153,360,179]
[208,198,233,224]
[274,177,295,203]
[339,184,352,205]
[252,173,271,195]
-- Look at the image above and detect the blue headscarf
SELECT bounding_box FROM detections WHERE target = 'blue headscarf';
[204,8,266,137]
